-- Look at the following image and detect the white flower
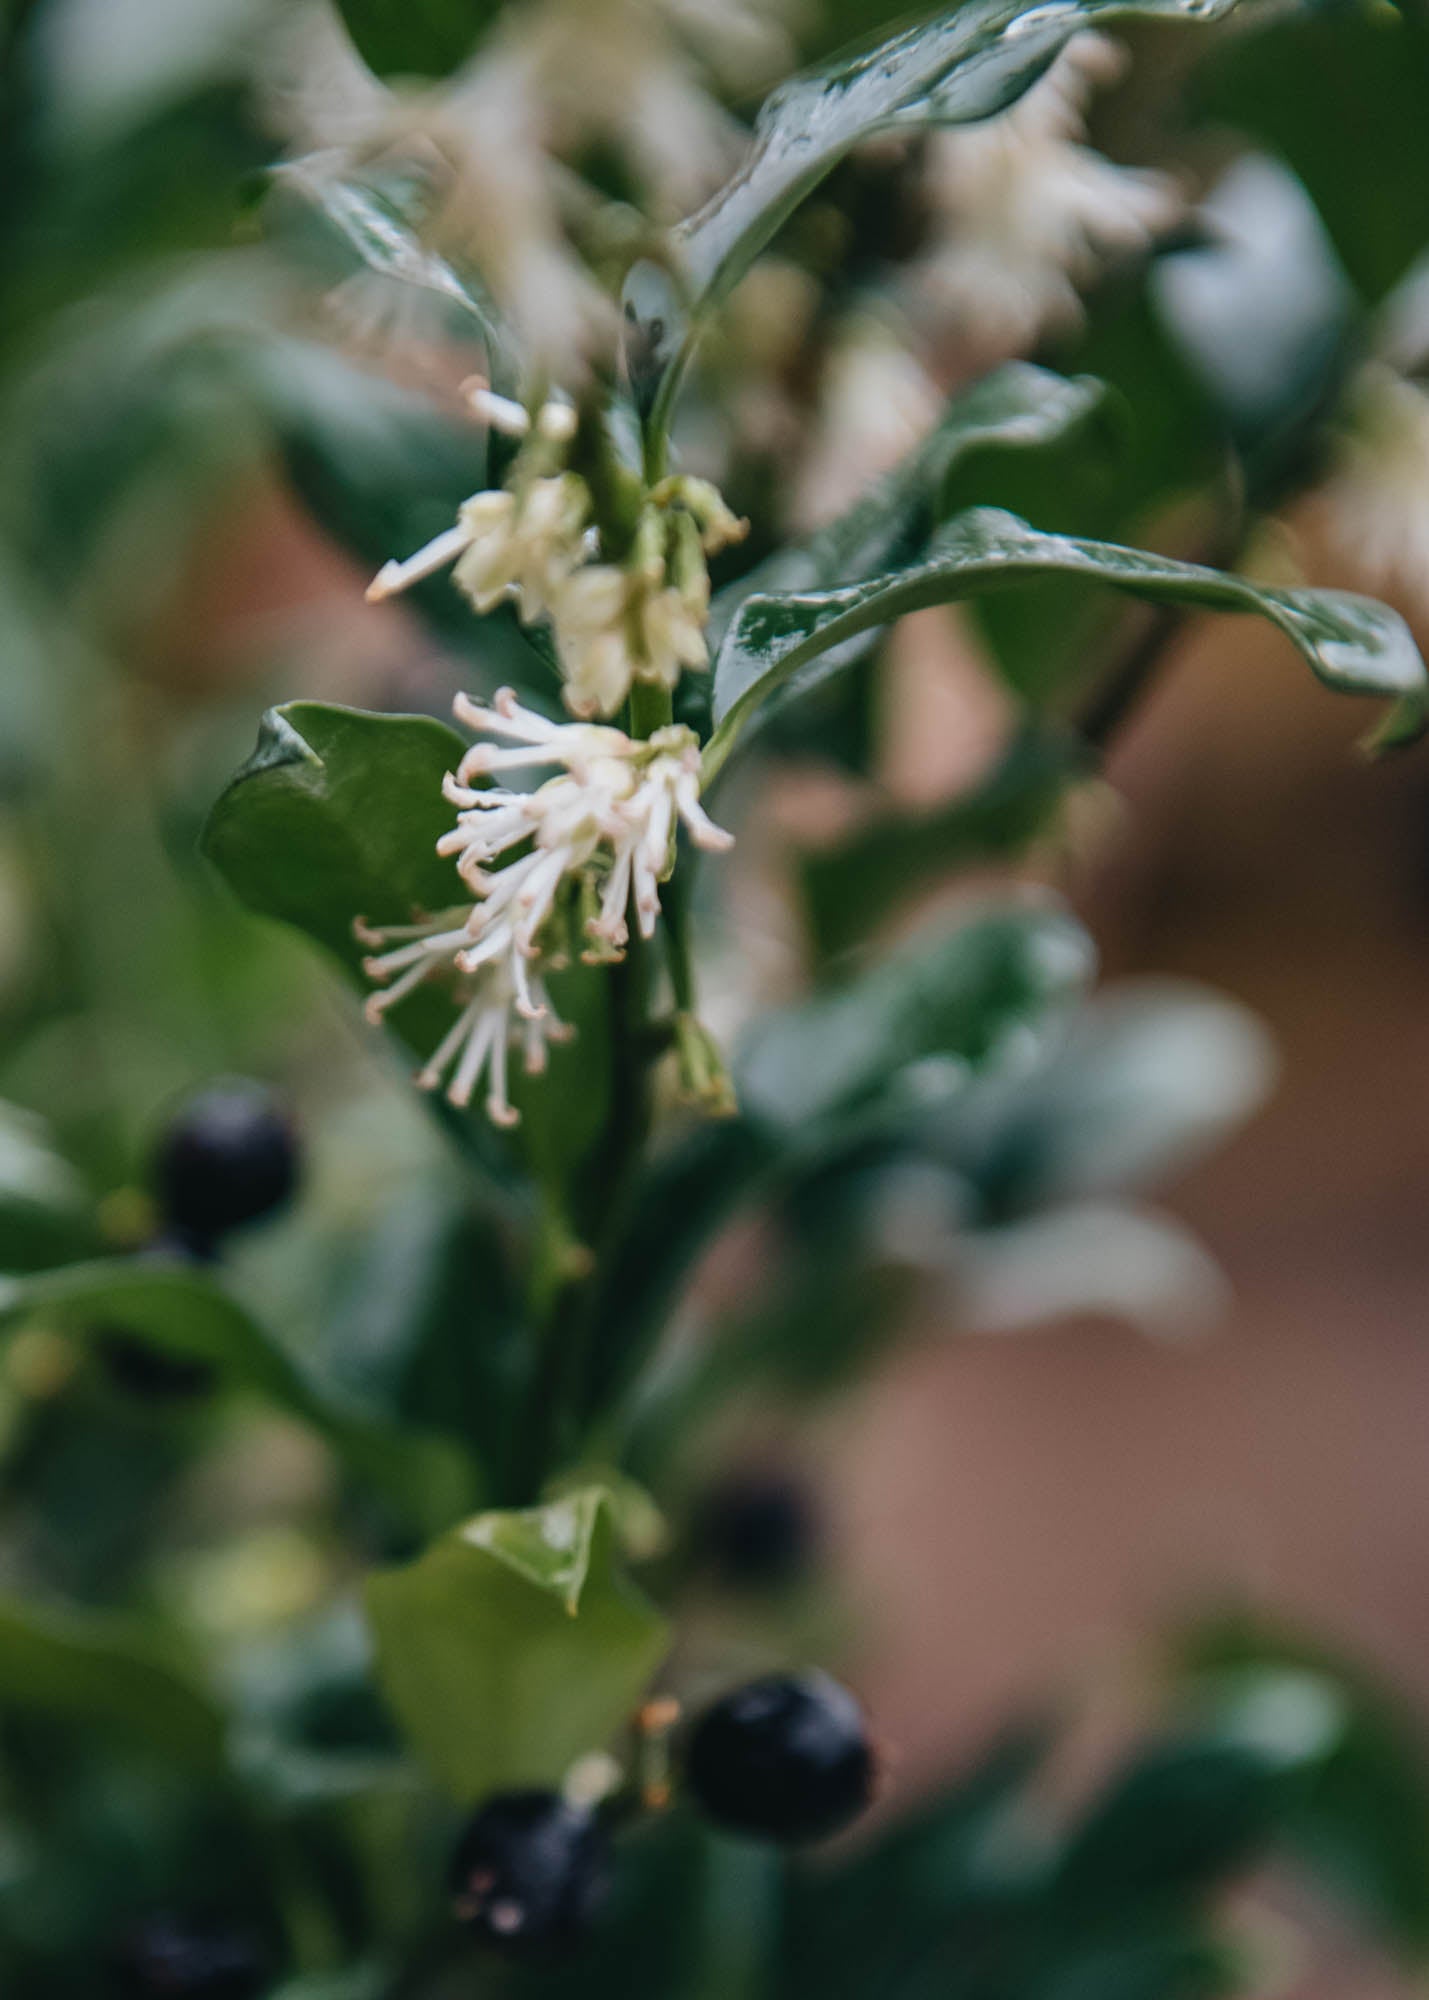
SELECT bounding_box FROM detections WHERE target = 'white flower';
[366,442,589,619]
[357,912,571,1125]
[1319,364,1429,619]
[262,0,793,366]
[261,6,612,372]
[549,478,744,716]
[368,440,744,719]
[912,34,1180,354]
[357,690,732,1121]
[441,689,732,959]
[551,558,709,719]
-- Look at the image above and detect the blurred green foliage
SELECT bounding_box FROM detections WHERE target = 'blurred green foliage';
[0,0,1427,1993]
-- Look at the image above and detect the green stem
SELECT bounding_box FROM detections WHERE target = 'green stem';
[692,1837,782,2000]
[503,1187,586,1502]
[506,940,660,1498]
[629,681,674,739]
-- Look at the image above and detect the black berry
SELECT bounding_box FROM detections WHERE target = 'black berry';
[449,1790,609,1954]
[692,1468,819,1591]
[110,1918,266,1998]
[684,1672,875,1843]
[152,1081,299,1246]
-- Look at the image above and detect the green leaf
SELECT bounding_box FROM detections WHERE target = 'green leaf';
[366,1488,668,1799]
[648,0,1237,424]
[943,981,1275,1222]
[0,1258,465,1517]
[714,364,1108,632]
[205,701,612,1191]
[1054,1677,1346,1920]
[334,0,502,80]
[706,508,1429,776]
[973,283,1223,703]
[202,701,465,1072]
[203,701,464,968]
[0,1594,226,1773]
[737,904,1096,1131]
[799,727,1088,963]
[699,366,1108,745]
[1181,1620,1429,1960]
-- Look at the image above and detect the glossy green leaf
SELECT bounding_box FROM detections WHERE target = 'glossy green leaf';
[799,727,1087,963]
[972,282,1223,703]
[707,508,1429,775]
[647,0,1237,425]
[0,1258,465,1517]
[203,701,464,965]
[202,701,464,1047]
[366,1488,668,1798]
[738,903,1096,1131]
[0,1595,225,1773]
[334,0,502,80]
[1150,155,1354,477]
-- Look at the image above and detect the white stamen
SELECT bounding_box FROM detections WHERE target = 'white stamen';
[366,524,474,601]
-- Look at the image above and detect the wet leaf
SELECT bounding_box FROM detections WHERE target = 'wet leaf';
[707,508,1429,775]
[650,0,1237,423]
[366,1488,667,1798]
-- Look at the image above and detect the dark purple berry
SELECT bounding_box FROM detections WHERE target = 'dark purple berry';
[110,1918,266,1998]
[684,1672,875,1843]
[449,1791,609,1954]
[692,1468,819,1591]
[152,1081,299,1245]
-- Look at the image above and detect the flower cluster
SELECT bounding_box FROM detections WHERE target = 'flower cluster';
[911,34,1180,354]
[368,387,746,718]
[265,0,791,368]
[357,691,731,1124]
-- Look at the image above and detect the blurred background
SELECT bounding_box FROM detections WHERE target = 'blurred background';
[5,0,1429,1993]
